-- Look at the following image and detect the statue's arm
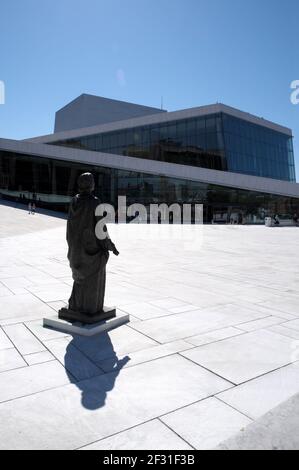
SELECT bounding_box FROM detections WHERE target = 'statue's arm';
[94,206,119,256]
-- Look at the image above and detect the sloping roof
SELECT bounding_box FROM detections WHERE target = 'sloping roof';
[54,94,167,133]
[1,138,298,198]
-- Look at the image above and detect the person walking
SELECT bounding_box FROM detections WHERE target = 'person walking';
[28,202,32,214]
[31,202,36,215]
[273,214,280,225]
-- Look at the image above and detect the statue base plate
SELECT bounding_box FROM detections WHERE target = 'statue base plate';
[58,306,116,325]
[43,310,129,337]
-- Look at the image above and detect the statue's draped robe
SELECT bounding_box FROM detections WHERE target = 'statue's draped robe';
[66,193,114,315]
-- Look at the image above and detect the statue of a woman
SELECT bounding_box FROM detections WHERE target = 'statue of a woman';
[59,173,119,324]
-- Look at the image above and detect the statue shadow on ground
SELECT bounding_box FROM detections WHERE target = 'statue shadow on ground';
[64,332,130,411]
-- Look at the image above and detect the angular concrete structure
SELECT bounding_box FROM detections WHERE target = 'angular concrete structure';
[54,94,166,132]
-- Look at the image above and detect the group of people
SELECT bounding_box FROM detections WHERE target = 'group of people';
[229,213,244,225]
[28,202,36,215]
[272,213,298,226]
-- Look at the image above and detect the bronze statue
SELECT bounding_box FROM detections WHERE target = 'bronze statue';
[59,173,119,324]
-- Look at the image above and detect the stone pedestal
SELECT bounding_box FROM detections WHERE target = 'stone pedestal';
[43,310,130,337]
[58,306,116,324]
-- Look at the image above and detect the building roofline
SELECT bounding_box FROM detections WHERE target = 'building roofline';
[56,93,167,114]
[24,103,293,144]
[1,138,298,198]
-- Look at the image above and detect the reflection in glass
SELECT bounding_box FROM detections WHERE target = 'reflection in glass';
[0,150,298,224]
[52,112,295,182]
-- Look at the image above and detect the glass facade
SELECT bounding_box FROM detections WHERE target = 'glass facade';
[51,112,296,182]
[222,114,296,182]
[1,150,298,224]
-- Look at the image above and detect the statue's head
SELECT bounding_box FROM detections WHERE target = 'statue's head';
[78,172,95,194]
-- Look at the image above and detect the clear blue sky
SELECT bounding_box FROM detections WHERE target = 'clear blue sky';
[0,0,298,177]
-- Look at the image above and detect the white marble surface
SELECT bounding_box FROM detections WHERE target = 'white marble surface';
[185,326,244,346]
[0,360,70,403]
[0,347,27,373]
[0,293,56,325]
[97,339,193,372]
[0,203,298,449]
[0,354,230,450]
[282,319,299,331]
[24,350,55,366]
[80,419,193,450]
[0,328,13,350]
[217,363,299,419]
[161,397,252,449]
[130,303,269,343]
[181,329,295,384]
[3,323,46,355]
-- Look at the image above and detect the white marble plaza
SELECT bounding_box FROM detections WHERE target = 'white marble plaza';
[0,201,299,450]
